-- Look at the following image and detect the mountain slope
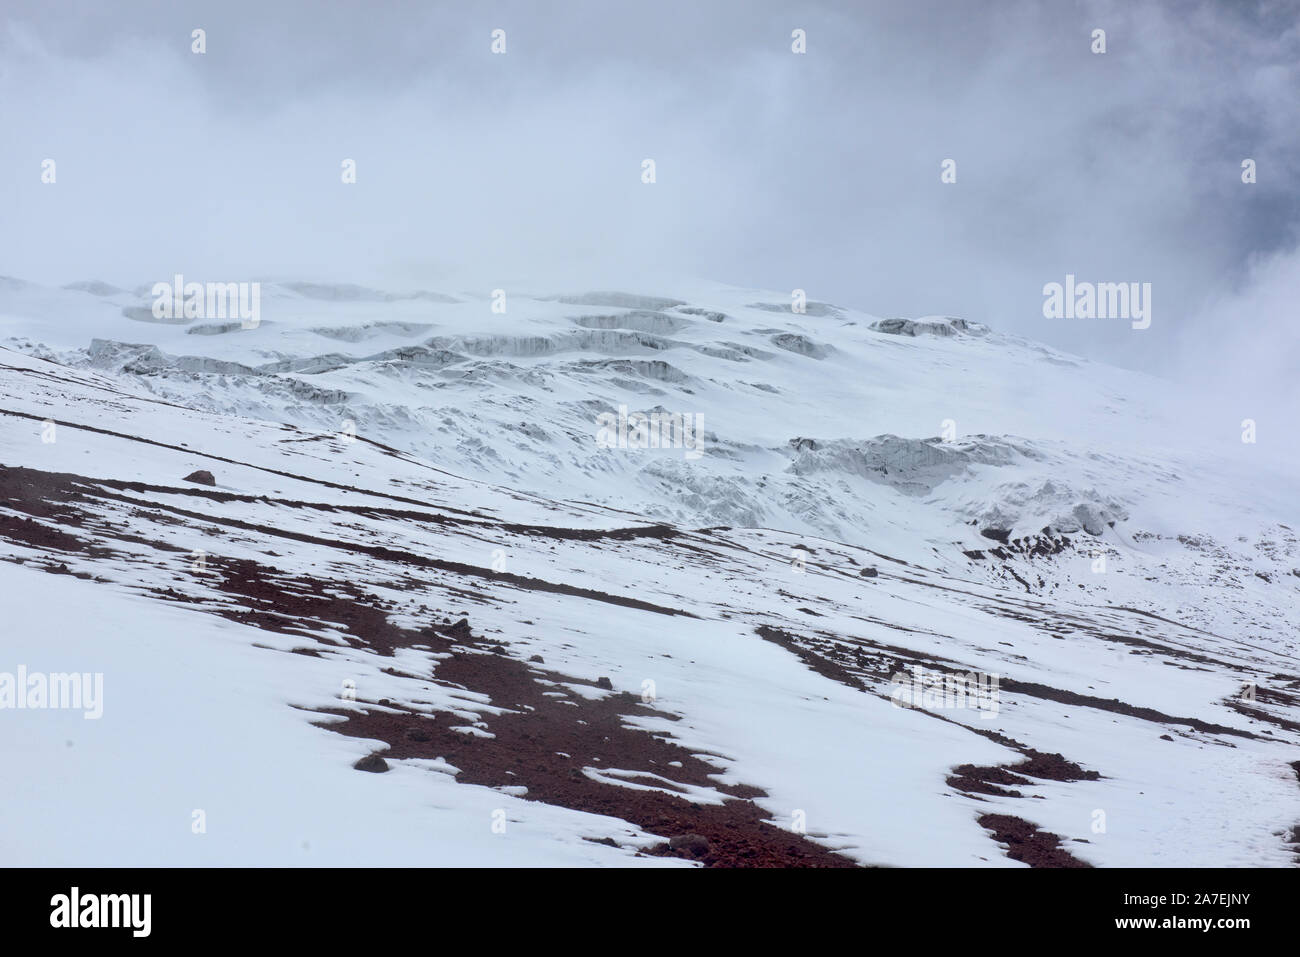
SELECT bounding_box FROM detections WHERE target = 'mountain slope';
[1,279,1297,867]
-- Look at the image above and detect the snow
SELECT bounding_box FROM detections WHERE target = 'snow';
[1,276,1297,867]
[0,564,681,867]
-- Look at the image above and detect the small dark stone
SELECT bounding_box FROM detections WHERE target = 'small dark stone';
[859,567,878,578]
[1159,734,1173,741]
[490,644,506,654]
[529,654,544,663]
[596,676,614,690]
[668,833,710,857]
[353,754,389,773]
[183,470,216,486]
[378,698,391,707]
[446,618,471,639]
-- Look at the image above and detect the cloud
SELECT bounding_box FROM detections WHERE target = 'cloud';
[0,0,1296,400]
[1175,241,1300,413]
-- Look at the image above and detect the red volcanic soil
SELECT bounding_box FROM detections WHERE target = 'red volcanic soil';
[978,814,1092,868]
[313,613,859,868]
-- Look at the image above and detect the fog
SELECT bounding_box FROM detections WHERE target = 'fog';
[2,0,1297,408]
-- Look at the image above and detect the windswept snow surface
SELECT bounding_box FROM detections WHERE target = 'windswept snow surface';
[0,278,1297,867]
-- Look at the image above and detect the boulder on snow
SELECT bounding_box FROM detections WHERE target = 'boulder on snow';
[183,470,215,486]
[353,754,389,773]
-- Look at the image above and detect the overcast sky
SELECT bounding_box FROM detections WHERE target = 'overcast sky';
[2,0,1297,406]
